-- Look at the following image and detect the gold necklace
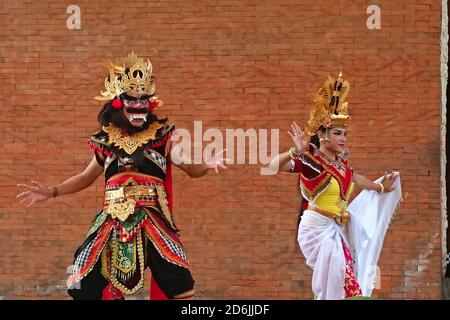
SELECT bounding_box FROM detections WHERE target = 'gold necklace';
[316,148,346,175]
[103,122,163,155]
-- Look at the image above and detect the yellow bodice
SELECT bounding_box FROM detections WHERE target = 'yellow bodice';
[310,177,354,216]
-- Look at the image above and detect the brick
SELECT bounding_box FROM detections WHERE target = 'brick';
[1,0,442,300]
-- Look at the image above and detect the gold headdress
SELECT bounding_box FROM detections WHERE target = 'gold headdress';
[305,72,351,136]
[95,52,157,101]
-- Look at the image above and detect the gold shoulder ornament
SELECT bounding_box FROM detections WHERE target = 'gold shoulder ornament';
[103,122,163,155]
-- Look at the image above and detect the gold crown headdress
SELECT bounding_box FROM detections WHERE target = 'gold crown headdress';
[95,52,157,101]
[305,72,351,136]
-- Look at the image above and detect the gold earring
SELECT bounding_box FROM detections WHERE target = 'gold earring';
[319,138,324,143]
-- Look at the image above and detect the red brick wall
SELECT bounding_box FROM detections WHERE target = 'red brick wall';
[0,0,443,299]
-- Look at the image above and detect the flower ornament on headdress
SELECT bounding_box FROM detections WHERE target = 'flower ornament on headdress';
[95,52,163,110]
[305,72,351,136]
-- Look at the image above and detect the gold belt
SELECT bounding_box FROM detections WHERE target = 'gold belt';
[105,185,157,202]
[103,184,175,230]
[104,185,158,222]
[308,205,350,226]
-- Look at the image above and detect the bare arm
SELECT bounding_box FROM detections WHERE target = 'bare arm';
[168,139,227,178]
[17,155,104,207]
[352,171,397,193]
[268,151,293,173]
[55,155,104,196]
[353,173,382,192]
[175,163,209,178]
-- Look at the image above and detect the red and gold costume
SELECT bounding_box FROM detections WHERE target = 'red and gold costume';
[291,143,362,298]
[66,53,194,299]
[293,72,362,299]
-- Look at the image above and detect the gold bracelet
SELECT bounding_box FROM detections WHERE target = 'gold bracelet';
[377,182,384,193]
[289,147,300,159]
[288,147,294,159]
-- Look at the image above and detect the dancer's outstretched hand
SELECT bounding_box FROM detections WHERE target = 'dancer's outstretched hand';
[205,149,229,174]
[288,121,308,154]
[381,171,398,193]
[16,180,50,207]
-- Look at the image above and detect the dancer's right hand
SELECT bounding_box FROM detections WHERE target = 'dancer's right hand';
[16,181,51,207]
[380,171,398,193]
[288,121,308,154]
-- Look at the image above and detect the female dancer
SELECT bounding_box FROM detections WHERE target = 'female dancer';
[269,72,400,299]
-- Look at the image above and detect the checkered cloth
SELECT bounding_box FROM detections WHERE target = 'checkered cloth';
[445,252,450,278]
[71,238,96,276]
[155,227,188,262]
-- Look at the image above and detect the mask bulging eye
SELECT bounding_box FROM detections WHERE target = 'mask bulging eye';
[133,70,143,78]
